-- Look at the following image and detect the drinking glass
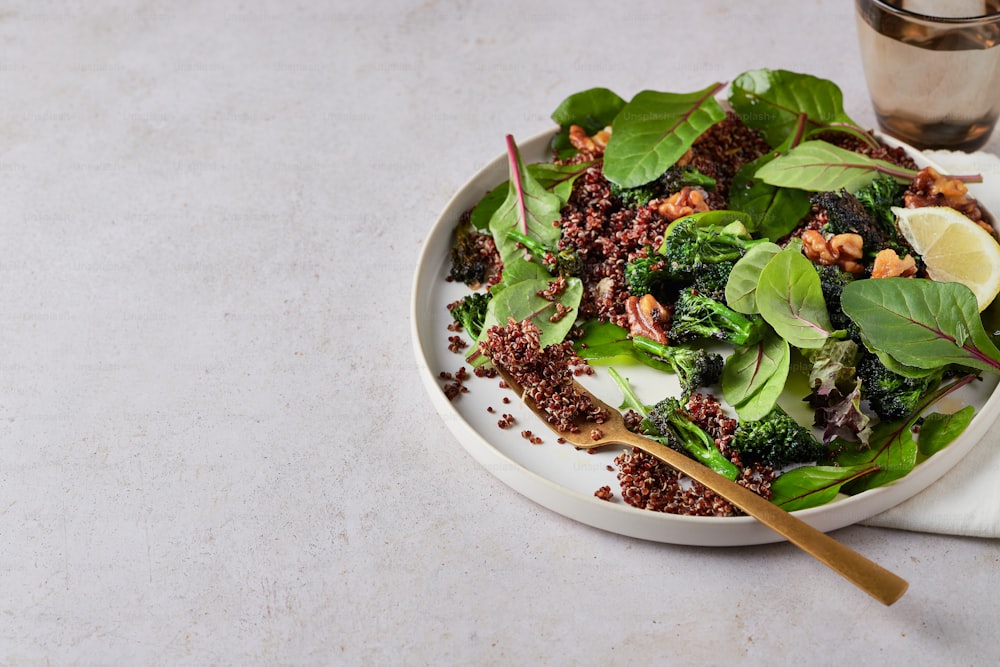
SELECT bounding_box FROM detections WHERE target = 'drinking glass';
[855,0,1000,150]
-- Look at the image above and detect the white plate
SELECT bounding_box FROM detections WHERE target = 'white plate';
[410,129,1000,546]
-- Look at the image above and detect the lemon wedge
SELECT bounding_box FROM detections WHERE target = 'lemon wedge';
[893,205,1000,312]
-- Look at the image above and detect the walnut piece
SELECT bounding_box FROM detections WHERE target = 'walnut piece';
[905,166,992,233]
[625,294,670,344]
[657,186,710,221]
[800,230,865,274]
[871,248,917,279]
[568,124,611,157]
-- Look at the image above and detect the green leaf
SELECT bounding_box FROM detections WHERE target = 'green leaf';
[550,87,625,157]
[836,418,919,493]
[770,464,879,511]
[470,160,594,230]
[725,242,782,314]
[918,406,975,457]
[663,210,749,239]
[729,150,812,239]
[478,276,583,349]
[603,83,726,188]
[755,242,835,349]
[573,320,673,372]
[488,136,563,268]
[469,182,509,230]
[527,160,596,205]
[841,278,1000,374]
[729,68,857,147]
[754,140,916,193]
[722,327,790,421]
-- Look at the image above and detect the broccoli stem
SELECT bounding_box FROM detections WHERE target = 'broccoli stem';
[648,398,739,480]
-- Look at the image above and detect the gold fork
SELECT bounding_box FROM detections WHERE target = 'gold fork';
[494,366,908,606]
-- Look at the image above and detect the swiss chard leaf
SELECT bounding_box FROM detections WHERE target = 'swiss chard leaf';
[529,160,596,204]
[725,242,782,314]
[755,242,836,349]
[729,69,859,147]
[770,464,879,512]
[488,136,563,268]
[836,417,919,493]
[722,327,790,421]
[841,278,1000,374]
[470,160,595,230]
[754,140,916,193]
[603,83,726,188]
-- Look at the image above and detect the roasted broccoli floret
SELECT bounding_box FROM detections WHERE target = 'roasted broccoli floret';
[449,217,501,286]
[816,264,858,340]
[609,166,716,209]
[811,188,914,261]
[506,230,583,278]
[659,165,717,196]
[448,291,492,339]
[610,180,665,209]
[731,405,826,469]
[624,252,674,297]
[631,335,724,397]
[856,352,944,421]
[690,260,735,301]
[659,219,765,281]
[669,287,764,346]
[853,175,906,232]
[646,397,739,480]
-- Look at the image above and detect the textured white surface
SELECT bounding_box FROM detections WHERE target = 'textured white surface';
[1,1,998,664]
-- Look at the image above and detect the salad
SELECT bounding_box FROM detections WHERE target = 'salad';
[438,68,1000,516]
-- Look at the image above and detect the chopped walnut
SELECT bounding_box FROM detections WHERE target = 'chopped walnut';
[800,230,865,274]
[625,294,670,344]
[905,166,992,234]
[568,124,611,157]
[657,186,710,221]
[871,248,917,279]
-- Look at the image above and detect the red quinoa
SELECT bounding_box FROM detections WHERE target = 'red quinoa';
[478,318,607,433]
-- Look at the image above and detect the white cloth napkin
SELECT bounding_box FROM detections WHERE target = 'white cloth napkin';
[862,149,1000,537]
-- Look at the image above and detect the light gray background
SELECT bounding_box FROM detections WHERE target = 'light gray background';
[1,1,998,665]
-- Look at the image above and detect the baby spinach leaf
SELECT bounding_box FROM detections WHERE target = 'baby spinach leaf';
[917,406,974,458]
[603,83,726,188]
[488,136,563,268]
[729,69,858,148]
[550,87,625,156]
[770,464,880,512]
[841,278,1000,374]
[755,242,835,349]
[754,140,917,193]
[729,151,812,239]
[722,327,790,421]
[725,242,782,314]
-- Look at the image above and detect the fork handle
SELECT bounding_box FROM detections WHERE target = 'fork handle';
[625,432,908,606]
